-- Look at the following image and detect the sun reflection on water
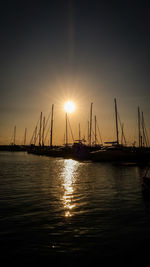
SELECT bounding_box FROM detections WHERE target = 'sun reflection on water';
[61,159,78,217]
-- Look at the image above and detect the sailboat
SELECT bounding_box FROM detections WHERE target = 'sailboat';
[89,99,150,163]
[90,98,129,162]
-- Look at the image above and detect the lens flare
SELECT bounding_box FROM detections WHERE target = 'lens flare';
[64,101,75,113]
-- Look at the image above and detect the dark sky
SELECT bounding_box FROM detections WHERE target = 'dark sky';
[0,0,150,144]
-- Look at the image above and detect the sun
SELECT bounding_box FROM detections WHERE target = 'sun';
[64,101,75,113]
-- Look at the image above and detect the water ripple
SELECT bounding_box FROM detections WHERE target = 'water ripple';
[0,152,150,264]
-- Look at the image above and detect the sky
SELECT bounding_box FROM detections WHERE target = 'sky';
[0,0,150,145]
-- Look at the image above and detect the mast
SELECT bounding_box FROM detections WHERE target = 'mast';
[50,104,54,148]
[66,113,68,146]
[95,115,97,146]
[34,126,37,145]
[39,112,42,146]
[79,123,81,141]
[24,128,27,146]
[138,107,141,147]
[42,116,45,146]
[64,133,65,146]
[87,121,89,145]
[30,117,39,145]
[14,126,16,145]
[68,117,74,142]
[121,123,125,145]
[114,98,119,145]
[89,103,93,146]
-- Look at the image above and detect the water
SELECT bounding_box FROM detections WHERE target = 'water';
[0,152,150,266]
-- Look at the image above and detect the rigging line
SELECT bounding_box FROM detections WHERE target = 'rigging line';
[142,121,148,147]
[97,122,103,145]
[142,114,149,147]
[141,111,146,147]
[97,126,103,145]
[144,124,149,147]
[117,112,126,145]
[32,110,52,146]
[44,110,52,132]
[34,126,38,145]
[44,122,51,144]
[30,117,40,144]
[145,128,150,147]
[42,110,52,145]
[91,128,100,144]
[67,116,74,142]
[91,122,103,145]
[91,128,97,143]
[117,112,122,132]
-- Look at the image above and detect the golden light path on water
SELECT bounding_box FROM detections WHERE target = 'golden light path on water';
[61,159,79,217]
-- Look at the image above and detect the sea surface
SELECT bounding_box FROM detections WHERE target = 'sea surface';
[0,151,150,266]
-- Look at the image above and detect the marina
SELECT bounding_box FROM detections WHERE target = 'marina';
[1,1,150,266]
[1,99,150,165]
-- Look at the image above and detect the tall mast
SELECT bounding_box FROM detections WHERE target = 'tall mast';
[87,121,89,145]
[34,126,37,145]
[66,113,68,146]
[138,107,141,147]
[79,123,81,141]
[42,116,45,146]
[39,112,42,146]
[114,98,119,145]
[95,115,97,146]
[50,104,54,148]
[24,128,27,146]
[64,133,65,146]
[89,103,93,146]
[14,126,16,145]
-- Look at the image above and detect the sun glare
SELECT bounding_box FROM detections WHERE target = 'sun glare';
[64,101,75,113]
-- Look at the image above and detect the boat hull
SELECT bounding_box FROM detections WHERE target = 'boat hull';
[90,149,150,163]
